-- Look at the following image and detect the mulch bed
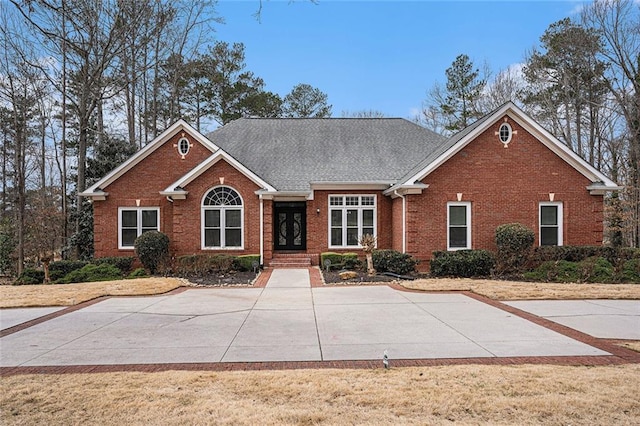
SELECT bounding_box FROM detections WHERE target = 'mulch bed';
[321,269,400,284]
[180,271,260,286]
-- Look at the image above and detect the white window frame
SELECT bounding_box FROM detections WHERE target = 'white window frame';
[328,194,377,249]
[447,202,471,251]
[118,207,160,250]
[201,186,244,250]
[539,202,563,246]
[498,122,513,145]
[177,137,190,156]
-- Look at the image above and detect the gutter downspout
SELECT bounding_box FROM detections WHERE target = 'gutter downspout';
[259,196,264,265]
[394,190,406,253]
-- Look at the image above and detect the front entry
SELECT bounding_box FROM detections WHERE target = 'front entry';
[274,202,306,250]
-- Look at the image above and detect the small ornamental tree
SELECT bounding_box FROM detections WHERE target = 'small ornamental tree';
[359,234,377,276]
[134,231,170,274]
[495,223,535,275]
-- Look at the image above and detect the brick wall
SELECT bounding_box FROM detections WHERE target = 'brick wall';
[93,131,214,258]
[406,115,604,270]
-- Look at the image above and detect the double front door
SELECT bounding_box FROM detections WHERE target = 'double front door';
[274,202,306,250]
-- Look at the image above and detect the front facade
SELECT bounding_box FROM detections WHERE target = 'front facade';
[82,103,620,271]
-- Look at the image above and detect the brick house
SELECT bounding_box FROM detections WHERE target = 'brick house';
[82,102,620,270]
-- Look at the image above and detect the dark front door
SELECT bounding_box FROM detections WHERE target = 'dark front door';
[274,202,306,250]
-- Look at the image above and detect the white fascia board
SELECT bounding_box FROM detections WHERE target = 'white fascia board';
[402,102,620,189]
[383,183,429,197]
[310,181,395,191]
[256,190,313,201]
[587,183,624,195]
[83,120,219,195]
[162,150,276,195]
[79,190,108,201]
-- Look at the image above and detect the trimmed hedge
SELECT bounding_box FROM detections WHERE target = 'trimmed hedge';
[175,254,246,275]
[320,252,344,269]
[127,268,149,279]
[495,223,535,274]
[372,249,418,275]
[430,250,495,278]
[522,256,637,283]
[235,254,261,272]
[528,245,640,268]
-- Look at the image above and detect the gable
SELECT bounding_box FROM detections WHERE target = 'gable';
[387,102,620,196]
[81,120,219,199]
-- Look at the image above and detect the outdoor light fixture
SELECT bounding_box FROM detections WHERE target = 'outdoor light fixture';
[316,208,320,215]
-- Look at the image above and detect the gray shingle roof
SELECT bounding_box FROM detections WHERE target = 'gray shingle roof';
[206,118,447,191]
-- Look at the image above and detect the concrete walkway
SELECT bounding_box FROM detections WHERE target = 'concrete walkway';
[0,269,626,367]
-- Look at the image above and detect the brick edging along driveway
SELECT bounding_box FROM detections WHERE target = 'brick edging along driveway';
[1,278,638,376]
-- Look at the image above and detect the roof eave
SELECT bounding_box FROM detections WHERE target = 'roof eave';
[587,183,624,195]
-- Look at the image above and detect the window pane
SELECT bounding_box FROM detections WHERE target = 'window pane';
[205,229,220,247]
[346,209,358,226]
[347,228,359,246]
[331,228,342,246]
[362,227,374,237]
[449,227,467,248]
[225,229,241,247]
[361,196,374,206]
[346,196,359,206]
[122,229,137,247]
[362,209,374,227]
[205,210,220,228]
[226,209,241,228]
[329,196,343,206]
[541,206,558,226]
[141,210,157,229]
[330,210,342,227]
[449,206,467,226]
[121,210,137,228]
[541,227,558,246]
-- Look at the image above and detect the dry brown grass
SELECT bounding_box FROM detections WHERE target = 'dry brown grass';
[401,277,640,300]
[2,365,639,425]
[0,278,183,308]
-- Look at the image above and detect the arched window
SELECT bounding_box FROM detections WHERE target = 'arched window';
[202,186,243,249]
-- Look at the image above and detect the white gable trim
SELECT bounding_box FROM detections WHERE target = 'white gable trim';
[403,102,619,190]
[81,120,219,197]
[161,150,276,197]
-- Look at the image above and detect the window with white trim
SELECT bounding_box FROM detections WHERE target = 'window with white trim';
[118,207,160,249]
[498,122,512,145]
[539,202,563,246]
[177,137,190,156]
[447,202,471,250]
[329,195,376,247]
[202,186,243,249]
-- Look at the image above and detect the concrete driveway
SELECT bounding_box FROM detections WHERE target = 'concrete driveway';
[0,269,620,367]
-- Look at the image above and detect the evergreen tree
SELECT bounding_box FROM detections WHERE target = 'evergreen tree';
[441,54,486,132]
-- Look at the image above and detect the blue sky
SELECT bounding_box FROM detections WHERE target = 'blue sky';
[213,0,585,120]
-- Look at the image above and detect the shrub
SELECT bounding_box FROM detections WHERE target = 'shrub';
[342,253,362,270]
[321,252,344,269]
[528,245,639,269]
[579,257,615,283]
[235,254,261,272]
[372,249,418,275]
[621,259,640,283]
[524,260,580,283]
[49,260,89,282]
[430,250,495,278]
[134,231,170,274]
[495,223,535,275]
[15,268,45,285]
[175,254,238,275]
[127,268,149,279]
[93,257,135,275]
[57,263,122,284]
